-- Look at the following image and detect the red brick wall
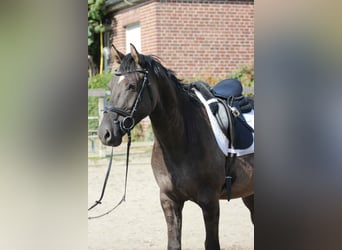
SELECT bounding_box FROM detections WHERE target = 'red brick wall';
[109,1,159,55]
[110,0,254,80]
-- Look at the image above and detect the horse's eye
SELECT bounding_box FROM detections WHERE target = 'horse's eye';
[127,84,136,91]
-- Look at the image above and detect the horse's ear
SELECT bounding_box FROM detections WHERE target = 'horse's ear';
[111,44,124,64]
[130,43,140,64]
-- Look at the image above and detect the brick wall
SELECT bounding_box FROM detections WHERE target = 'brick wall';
[110,0,254,80]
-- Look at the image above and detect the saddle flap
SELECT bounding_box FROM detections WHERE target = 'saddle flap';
[211,78,243,98]
[215,100,254,150]
[231,115,254,149]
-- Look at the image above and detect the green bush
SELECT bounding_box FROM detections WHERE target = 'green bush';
[188,75,221,87]
[88,97,99,131]
[88,73,112,131]
[88,72,113,89]
[184,64,254,89]
[129,122,154,142]
[228,65,254,88]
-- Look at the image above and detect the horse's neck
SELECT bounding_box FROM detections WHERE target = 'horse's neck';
[150,80,184,141]
[149,78,205,152]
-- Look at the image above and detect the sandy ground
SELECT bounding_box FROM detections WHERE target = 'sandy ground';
[88,142,254,250]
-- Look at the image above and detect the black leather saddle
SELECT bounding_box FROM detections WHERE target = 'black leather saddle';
[211,78,243,98]
[193,79,254,150]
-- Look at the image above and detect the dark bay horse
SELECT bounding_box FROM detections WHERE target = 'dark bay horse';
[98,44,254,250]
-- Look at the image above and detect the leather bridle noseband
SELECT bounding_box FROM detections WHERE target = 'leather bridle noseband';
[103,68,149,134]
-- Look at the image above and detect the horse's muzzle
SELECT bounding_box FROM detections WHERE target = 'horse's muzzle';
[98,122,123,147]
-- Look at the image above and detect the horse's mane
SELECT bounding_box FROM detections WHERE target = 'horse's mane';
[120,53,195,99]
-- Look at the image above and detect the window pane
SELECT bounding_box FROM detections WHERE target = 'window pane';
[125,23,141,53]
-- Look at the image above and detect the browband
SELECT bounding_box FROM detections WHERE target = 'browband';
[114,69,148,76]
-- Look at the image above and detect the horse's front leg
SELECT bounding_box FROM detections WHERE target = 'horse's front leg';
[199,199,220,250]
[160,192,184,250]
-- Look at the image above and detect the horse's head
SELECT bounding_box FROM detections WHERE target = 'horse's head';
[98,44,156,146]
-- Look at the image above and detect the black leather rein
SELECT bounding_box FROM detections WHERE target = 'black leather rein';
[88,69,149,219]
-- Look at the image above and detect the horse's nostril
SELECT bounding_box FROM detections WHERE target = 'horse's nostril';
[104,129,111,142]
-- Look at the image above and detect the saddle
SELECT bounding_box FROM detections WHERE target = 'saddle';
[192,79,254,151]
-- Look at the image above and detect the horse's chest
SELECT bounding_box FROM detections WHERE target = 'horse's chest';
[151,160,205,198]
[151,144,221,198]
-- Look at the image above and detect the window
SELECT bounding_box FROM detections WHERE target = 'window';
[125,23,141,53]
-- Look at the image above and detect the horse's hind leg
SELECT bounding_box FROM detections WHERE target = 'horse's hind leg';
[199,199,220,250]
[160,192,184,250]
[242,194,254,224]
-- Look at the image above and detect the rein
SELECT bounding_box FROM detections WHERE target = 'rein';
[88,132,131,219]
[88,69,149,219]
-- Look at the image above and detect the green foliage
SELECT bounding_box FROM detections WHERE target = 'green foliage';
[228,65,254,88]
[88,72,112,89]
[183,65,254,89]
[88,97,99,131]
[88,73,112,131]
[88,0,106,46]
[186,75,221,87]
[129,123,154,142]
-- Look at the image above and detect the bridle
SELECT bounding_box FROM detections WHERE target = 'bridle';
[88,68,149,219]
[103,68,149,134]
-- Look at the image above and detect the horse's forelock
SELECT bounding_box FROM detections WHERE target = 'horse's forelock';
[119,54,137,73]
